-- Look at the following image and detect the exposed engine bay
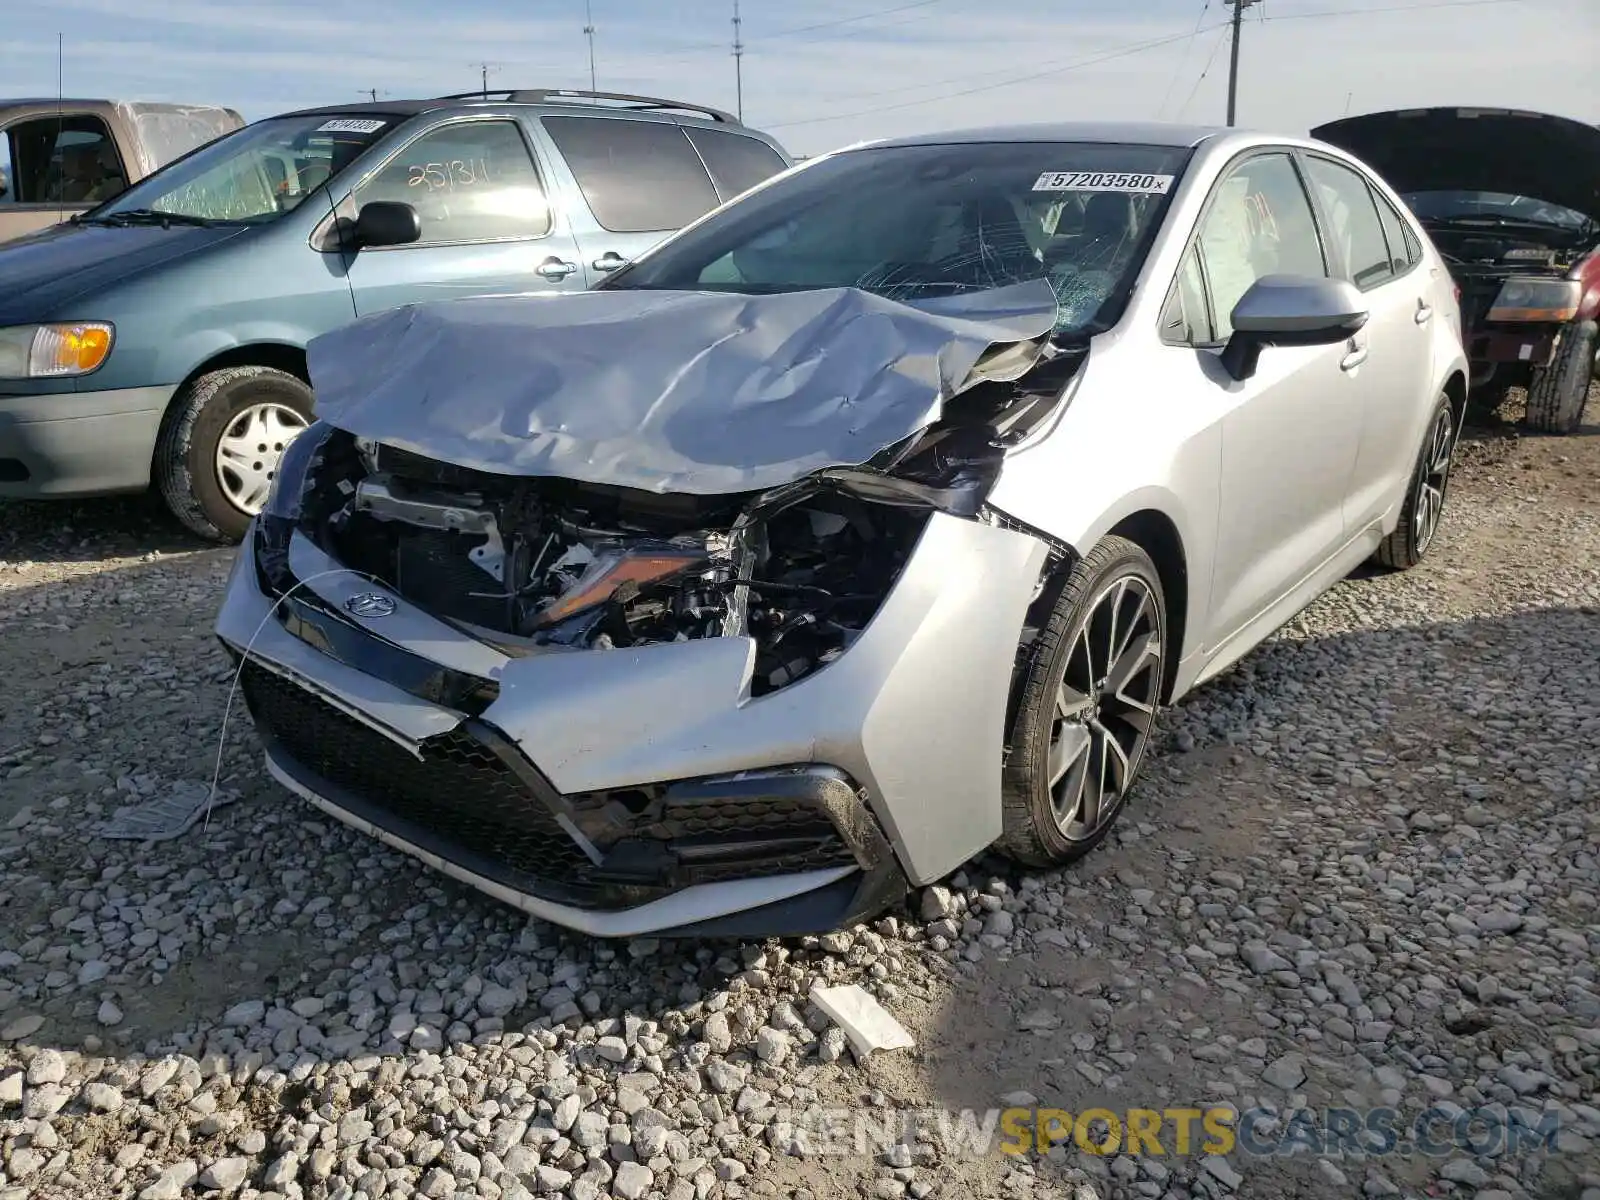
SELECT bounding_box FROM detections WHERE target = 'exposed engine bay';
[287,347,1083,697]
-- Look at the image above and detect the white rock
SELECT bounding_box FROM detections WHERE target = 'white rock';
[809,984,914,1058]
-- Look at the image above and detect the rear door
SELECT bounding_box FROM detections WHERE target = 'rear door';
[1298,152,1436,531]
[541,115,780,279]
[341,116,586,317]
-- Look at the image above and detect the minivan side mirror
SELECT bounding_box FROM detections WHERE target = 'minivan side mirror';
[1221,274,1369,382]
[351,201,421,249]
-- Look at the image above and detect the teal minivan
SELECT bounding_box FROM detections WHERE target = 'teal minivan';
[0,89,791,539]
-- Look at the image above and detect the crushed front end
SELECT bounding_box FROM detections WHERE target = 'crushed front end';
[215,286,1073,937]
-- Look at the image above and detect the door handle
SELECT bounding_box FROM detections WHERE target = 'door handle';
[591,251,629,272]
[1415,298,1433,325]
[536,256,581,282]
[1340,342,1370,372]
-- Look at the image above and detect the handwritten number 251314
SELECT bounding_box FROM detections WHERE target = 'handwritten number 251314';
[406,159,493,191]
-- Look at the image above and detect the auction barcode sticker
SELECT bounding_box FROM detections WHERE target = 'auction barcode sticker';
[1032,171,1175,193]
[318,119,389,134]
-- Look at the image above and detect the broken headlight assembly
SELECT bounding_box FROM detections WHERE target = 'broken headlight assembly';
[1486,277,1581,323]
[261,419,337,523]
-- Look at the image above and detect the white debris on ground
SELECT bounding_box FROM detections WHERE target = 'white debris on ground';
[0,398,1598,1200]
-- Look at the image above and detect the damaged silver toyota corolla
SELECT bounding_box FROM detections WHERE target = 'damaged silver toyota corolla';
[216,123,1468,937]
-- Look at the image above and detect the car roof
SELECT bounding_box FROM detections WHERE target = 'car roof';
[275,90,754,133]
[871,122,1232,149]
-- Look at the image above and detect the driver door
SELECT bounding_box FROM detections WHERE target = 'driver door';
[1167,151,1365,654]
[339,117,587,317]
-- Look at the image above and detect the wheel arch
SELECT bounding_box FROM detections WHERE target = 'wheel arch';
[152,342,312,474]
[1103,508,1190,704]
[1440,367,1468,435]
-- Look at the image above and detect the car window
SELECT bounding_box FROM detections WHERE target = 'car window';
[683,128,788,202]
[1160,245,1212,345]
[606,140,1193,337]
[355,120,551,244]
[1303,156,1393,291]
[0,115,127,205]
[1196,152,1327,341]
[0,133,12,205]
[542,115,721,233]
[1372,188,1421,273]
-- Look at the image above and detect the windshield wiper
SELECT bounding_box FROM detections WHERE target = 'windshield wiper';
[87,209,218,229]
[1424,213,1575,232]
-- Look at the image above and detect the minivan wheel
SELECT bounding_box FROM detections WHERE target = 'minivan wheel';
[1372,392,1455,571]
[1525,319,1597,434]
[998,535,1166,868]
[155,366,314,543]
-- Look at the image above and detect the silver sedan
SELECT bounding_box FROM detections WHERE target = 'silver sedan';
[216,121,1468,937]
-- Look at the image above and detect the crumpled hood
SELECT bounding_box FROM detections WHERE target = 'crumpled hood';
[305,280,1059,496]
[0,221,250,322]
[1312,107,1600,223]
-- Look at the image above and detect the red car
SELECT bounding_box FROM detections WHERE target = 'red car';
[1314,107,1600,433]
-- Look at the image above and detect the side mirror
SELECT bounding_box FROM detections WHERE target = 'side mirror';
[1220,274,1369,382]
[351,201,421,249]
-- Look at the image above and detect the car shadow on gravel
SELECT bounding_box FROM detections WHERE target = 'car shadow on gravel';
[0,495,207,566]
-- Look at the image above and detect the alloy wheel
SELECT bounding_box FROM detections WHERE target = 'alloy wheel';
[1412,405,1454,554]
[214,402,309,516]
[1047,575,1163,842]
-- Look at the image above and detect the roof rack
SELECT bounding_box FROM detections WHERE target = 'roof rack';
[431,89,740,125]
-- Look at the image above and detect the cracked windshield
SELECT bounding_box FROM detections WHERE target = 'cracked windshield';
[611,141,1192,334]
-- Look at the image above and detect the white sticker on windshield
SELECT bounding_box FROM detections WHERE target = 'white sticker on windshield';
[1032,171,1175,194]
[317,119,388,134]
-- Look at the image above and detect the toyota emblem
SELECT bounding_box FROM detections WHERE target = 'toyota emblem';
[344,592,397,618]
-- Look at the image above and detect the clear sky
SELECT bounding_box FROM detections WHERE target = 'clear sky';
[4,0,1596,157]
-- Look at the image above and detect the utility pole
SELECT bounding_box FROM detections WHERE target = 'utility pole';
[1224,0,1260,127]
[583,1,597,92]
[732,0,744,123]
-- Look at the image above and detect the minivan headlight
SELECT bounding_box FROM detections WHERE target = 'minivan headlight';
[1487,278,1580,323]
[0,323,115,379]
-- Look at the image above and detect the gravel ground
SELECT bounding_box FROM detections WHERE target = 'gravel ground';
[0,394,1596,1200]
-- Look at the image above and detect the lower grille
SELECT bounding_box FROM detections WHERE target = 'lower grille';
[238,660,866,908]
[238,661,597,894]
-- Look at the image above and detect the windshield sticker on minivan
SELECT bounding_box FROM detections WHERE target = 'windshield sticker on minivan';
[317,119,389,134]
[1032,172,1174,194]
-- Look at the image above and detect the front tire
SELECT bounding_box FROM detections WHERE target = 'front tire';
[154,366,313,543]
[998,536,1167,868]
[1524,319,1596,435]
[1372,391,1455,571]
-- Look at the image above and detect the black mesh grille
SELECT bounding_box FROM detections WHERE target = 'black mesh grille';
[239,662,595,889]
[240,660,864,905]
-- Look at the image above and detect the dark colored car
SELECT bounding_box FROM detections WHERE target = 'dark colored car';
[1314,107,1600,432]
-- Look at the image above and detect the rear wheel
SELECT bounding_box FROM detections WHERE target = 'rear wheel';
[1524,319,1596,434]
[998,536,1166,868]
[1372,392,1455,571]
[154,366,313,543]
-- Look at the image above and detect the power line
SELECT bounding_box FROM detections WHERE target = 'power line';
[1258,0,1522,20]
[1154,0,1212,120]
[1175,24,1230,120]
[628,0,957,69]
[766,23,1228,128]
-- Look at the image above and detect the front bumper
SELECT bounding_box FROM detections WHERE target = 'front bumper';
[216,513,1047,937]
[0,385,174,497]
